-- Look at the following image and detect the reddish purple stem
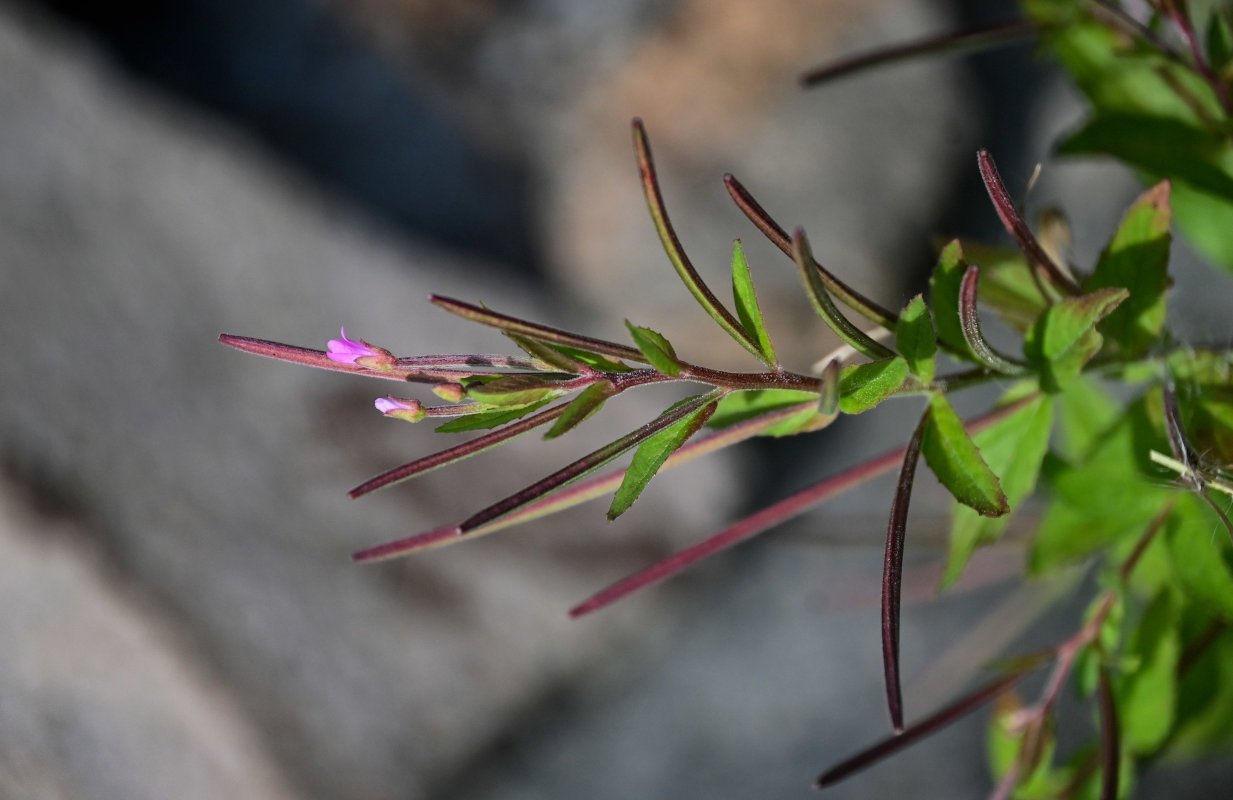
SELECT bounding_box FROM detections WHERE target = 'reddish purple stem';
[815,670,1029,788]
[569,394,1038,618]
[348,400,572,498]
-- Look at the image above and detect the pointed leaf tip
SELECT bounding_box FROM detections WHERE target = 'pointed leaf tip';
[791,229,896,361]
[633,119,764,362]
[626,321,683,376]
[1083,180,1172,356]
[977,150,1080,296]
[922,394,1008,517]
[958,265,1029,375]
[730,239,777,366]
[895,294,937,382]
[607,398,718,520]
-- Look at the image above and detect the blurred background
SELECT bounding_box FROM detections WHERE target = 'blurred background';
[2,0,1230,797]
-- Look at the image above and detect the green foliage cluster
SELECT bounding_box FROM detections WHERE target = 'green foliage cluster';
[221,1,1233,796]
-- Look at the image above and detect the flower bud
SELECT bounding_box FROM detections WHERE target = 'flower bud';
[432,383,466,403]
[375,396,425,423]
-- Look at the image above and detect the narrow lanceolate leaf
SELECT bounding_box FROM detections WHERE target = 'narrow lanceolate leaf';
[792,229,896,361]
[505,333,587,373]
[1083,180,1172,356]
[632,119,764,362]
[1057,115,1233,203]
[839,357,909,414]
[977,150,1081,296]
[961,242,1053,331]
[928,240,976,358]
[895,295,937,382]
[723,173,899,329]
[625,321,683,377]
[1023,287,1129,392]
[350,399,571,497]
[817,357,841,417]
[352,400,819,563]
[922,394,1009,517]
[709,388,822,429]
[959,265,1029,375]
[815,671,1031,789]
[883,410,929,733]
[434,398,554,433]
[570,394,1038,617]
[608,400,718,520]
[458,391,721,533]
[465,374,569,406]
[709,386,838,438]
[430,295,645,364]
[730,239,777,366]
[1120,591,1180,754]
[1209,11,1233,73]
[544,382,615,439]
[941,392,1053,589]
[549,344,635,373]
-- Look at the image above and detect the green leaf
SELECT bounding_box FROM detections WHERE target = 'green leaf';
[1032,11,1221,126]
[434,398,554,433]
[958,242,1050,332]
[730,239,776,366]
[465,374,568,406]
[1172,610,1233,753]
[1083,181,1172,355]
[1208,10,1233,73]
[1168,492,1233,620]
[543,382,614,439]
[708,387,836,437]
[549,344,635,373]
[792,230,896,361]
[941,392,1053,589]
[1120,590,1180,754]
[928,239,976,358]
[625,321,682,377]
[1031,395,1173,572]
[895,295,936,382]
[505,334,585,372]
[1059,115,1233,203]
[607,399,717,519]
[1079,594,1127,701]
[838,357,909,414]
[632,120,765,363]
[1057,374,1123,462]
[1170,180,1233,274]
[1023,287,1128,392]
[921,393,1009,517]
[709,389,818,429]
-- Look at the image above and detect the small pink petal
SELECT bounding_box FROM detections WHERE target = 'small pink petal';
[375,396,424,422]
[326,328,396,368]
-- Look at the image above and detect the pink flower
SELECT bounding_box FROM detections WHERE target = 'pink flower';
[375,396,425,423]
[327,328,396,369]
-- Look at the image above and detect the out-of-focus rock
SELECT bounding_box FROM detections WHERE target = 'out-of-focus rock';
[327,0,967,369]
[0,6,735,799]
